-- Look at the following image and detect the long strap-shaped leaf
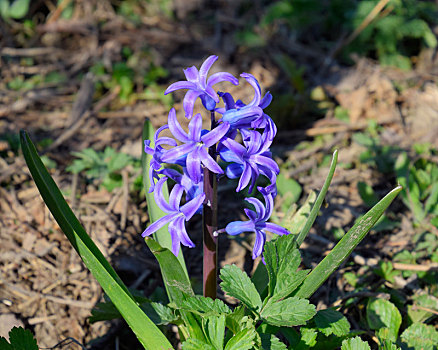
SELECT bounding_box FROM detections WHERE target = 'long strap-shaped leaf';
[142,120,188,278]
[295,186,402,299]
[294,150,338,247]
[20,131,173,350]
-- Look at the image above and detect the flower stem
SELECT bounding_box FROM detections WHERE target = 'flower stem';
[203,111,218,299]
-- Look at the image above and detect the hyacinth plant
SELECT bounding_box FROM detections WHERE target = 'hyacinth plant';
[20,56,402,349]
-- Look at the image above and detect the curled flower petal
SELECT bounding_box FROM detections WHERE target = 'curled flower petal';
[225,220,255,236]
[252,230,266,259]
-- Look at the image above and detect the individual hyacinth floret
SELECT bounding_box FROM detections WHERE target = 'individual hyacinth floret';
[142,55,290,259]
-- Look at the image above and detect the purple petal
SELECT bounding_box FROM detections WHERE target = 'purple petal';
[199,55,218,87]
[253,155,280,174]
[207,72,239,87]
[155,136,178,147]
[141,212,179,237]
[154,177,174,212]
[201,122,230,147]
[245,196,265,219]
[183,90,203,118]
[218,92,236,111]
[241,73,261,107]
[186,148,202,183]
[244,208,257,222]
[252,230,266,259]
[144,140,153,154]
[237,163,252,192]
[180,192,205,220]
[168,219,181,256]
[184,66,199,83]
[244,131,262,155]
[168,108,190,142]
[165,81,197,95]
[168,184,184,211]
[221,137,247,159]
[199,147,223,174]
[173,216,195,249]
[263,222,290,236]
[259,92,272,109]
[261,190,274,221]
[221,149,243,164]
[225,220,255,236]
[204,85,220,103]
[226,163,243,179]
[188,113,203,141]
[221,106,263,125]
[161,143,195,163]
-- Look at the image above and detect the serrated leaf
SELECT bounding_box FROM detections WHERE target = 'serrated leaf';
[260,334,287,350]
[220,264,262,312]
[180,295,231,316]
[261,297,316,327]
[7,327,38,350]
[341,336,370,350]
[225,327,256,350]
[314,308,350,337]
[300,327,318,347]
[380,339,401,350]
[142,302,177,325]
[182,338,215,350]
[0,337,13,350]
[400,323,438,350]
[225,306,254,335]
[264,234,304,299]
[366,298,401,342]
[204,315,225,350]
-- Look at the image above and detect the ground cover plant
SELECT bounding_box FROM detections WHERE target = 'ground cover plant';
[18,55,418,349]
[1,1,438,349]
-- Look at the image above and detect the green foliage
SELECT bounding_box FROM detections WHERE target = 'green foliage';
[67,147,133,191]
[0,0,30,19]
[400,323,438,350]
[0,327,38,350]
[366,298,402,342]
[341,336,371,350]
[260,0,438,69]
[313,309,351,337]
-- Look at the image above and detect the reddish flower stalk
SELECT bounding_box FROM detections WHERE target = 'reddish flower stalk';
[203,111,218,299]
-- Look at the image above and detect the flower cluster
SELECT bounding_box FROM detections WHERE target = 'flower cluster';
[142,55,290,258]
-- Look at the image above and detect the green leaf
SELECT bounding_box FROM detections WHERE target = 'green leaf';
[204,315,226,350]
[400,323,438,350]
[220,264,262,313]
[358,181,379,207]
[276,172,302,207]
[314,308,351,337]
[180,295,231,316]
[299,327,318,348]
[145,238,204,341]
[264,234,308,301]
[282,190,316,234]
[260,334,287,350]
[295,150,338,246]
[341,336,371,350]
[3,327,38,350]
[366,298,401,342]
[182,338,215,350]
[225,307,254,335]
[19,131,173,350]
[142,120,188,277]
[225,327,257,350]
[6,0,30,19]
[260,297,316,327]
[142,302,177,325]
[380,340,401,350]
[295,186,402,299]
